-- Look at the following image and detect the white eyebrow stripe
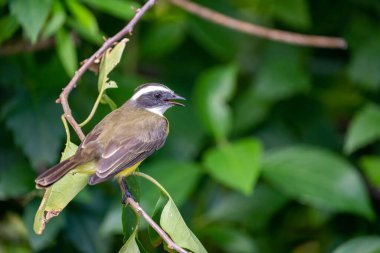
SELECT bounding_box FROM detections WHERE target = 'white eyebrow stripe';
[131,86,172,100]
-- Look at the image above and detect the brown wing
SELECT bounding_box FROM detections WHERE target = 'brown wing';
[88,118,168,185]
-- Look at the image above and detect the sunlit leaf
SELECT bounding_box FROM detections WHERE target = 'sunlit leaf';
[0,15,19,45]
[34,164,93,234]
[333,236,380,253]
[98,39,127,92]
[33,144,95,235]
[9,0,53,43]
[161,198,207,253]
[194,64,237,142]
[42,1,66,38]
[262,146,374,219]
[60,141,78,161]
[119,229,140,253]
[66,17,103,45]
[102,39,128,82]
[66,0,99,35]
[56,28,78,76]
[345,104,380,154]
[203,138,262,195]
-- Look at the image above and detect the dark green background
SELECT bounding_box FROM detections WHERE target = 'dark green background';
[1,0,380,252]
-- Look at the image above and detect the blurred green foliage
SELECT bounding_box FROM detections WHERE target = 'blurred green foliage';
[1,0,380,252]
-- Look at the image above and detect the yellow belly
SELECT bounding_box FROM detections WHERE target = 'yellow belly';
[115,162,142,178]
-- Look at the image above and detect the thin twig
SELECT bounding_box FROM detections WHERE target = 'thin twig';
[168,0,347,49]
[126,196,189,253]
[56,1,188,252]
[57,0,157,141]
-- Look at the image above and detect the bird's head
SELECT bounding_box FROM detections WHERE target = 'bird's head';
[130,83,185,116]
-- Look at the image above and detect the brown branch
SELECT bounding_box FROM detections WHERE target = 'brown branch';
[168,0,347,49]
[126,196,189,253]
[55,1,189,252]
[57,0,157,141]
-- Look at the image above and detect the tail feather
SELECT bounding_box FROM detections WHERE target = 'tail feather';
[35,158,78,188]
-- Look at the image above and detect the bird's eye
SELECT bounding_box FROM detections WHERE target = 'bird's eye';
[154,92,161,99]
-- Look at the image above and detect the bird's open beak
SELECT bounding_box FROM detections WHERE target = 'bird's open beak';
[168,94,186,107]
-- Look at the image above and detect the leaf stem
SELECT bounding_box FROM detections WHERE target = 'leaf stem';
[78,88,105,127]
[61,114,71,146]
[131,171,171,197]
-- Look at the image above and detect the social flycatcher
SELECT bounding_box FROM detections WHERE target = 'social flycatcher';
[35,83,185,187]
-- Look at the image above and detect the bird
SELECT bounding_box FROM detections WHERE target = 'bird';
[35,83,185,195]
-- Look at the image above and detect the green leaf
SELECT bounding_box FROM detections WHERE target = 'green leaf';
[270,0,311,29]
[262,146,374,219]
[99,202,123,236]
[202,225,258,253]
[254,44,310,101]
[98,39,127,91]
[42,1,66,38]
[333,236,380,253]
[345,104,380,154]
[204,184,288,231]
[141,17,186,58]
[122,204,139,243]
[119,229,140,253]
[34,162,94,234]
[0,162,35,200]
[360,156,380,187]
[33,142,96,235]
[3,97,63,169]
[234,89,271,133]
[65,205,111,253]
[161,198,207,253]
[9,0,53,43]
[149,193,169,247]
[60,141,79,161]
[82,0,138,20]
[56,28,78,76]
[132,172,206,252]
[66,0,99,35]
[194,64,238,142]
[0,15,19,45]
[190,15,241,60]
[66,17,103,45]
[349,36,380,90]
[142,160,202,206]
[25,199,65,251]
[203,138,262,195]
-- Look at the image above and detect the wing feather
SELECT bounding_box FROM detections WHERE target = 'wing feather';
[89,118,168,184]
